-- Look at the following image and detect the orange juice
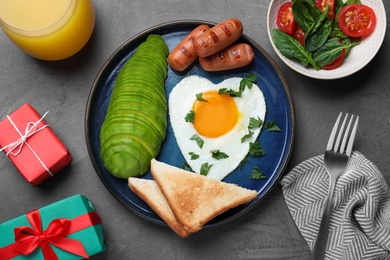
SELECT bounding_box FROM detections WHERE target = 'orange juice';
[0,0,95,60]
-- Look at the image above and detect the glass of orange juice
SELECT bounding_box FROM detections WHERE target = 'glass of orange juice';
[0,0,95,61]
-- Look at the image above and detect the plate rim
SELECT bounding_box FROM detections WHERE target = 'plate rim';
[84,19,296,228]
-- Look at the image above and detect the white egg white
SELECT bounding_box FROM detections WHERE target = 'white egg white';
[169,75,266,180]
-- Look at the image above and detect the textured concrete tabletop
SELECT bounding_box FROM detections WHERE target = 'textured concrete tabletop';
[0,0,389,259]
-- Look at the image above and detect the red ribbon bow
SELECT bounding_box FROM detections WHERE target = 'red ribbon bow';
[13,209,89,260]
[0,209,102,260]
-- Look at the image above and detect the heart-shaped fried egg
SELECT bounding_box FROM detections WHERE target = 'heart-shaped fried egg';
[169,75,266,180]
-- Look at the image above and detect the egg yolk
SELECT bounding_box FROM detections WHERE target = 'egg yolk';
[192,90,238,138]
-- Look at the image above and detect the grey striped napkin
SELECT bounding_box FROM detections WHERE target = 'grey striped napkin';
[281,151,390,260]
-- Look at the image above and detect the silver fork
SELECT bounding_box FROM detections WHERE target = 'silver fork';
[312,112,359,260]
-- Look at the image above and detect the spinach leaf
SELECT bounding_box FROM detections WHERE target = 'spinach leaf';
[329,0,353,41]
[292,0,320,33]
[272,0,362,71]
[330,24,348,39]
[313,38,344,67]
[305,0,321,19]
[305,5,333,52]
[335,0,361,16]
[341,37,361,57]
[272,28,320,70]
[312,37,360,67]
[345,0,362,4]
[336,0,344,9]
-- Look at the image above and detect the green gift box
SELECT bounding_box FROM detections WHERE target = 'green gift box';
[0,194,106,259]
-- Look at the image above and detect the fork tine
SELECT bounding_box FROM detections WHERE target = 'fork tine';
[339,115,354,154]
[333,113,348,152]
[327,113,342,151]
[345,116,359,157]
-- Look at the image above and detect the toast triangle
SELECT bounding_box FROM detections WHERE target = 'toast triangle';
[128,177,190,238]
[150,159,258,233]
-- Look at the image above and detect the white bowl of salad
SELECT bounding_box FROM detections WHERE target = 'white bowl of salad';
[267,0,386,79]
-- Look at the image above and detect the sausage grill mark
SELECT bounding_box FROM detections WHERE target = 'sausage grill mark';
[180,46,193,59]
[221,25,232,37]
[232,48,240,61]
[210,31,220,43]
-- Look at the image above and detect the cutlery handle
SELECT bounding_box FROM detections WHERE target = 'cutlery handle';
[312,177,336,260]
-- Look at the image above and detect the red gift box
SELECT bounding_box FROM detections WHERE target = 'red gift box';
[0,103,72,185]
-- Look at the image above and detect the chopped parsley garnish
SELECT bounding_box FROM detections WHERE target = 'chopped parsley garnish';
[241,130,254,143]
[239,74,256,92]
[249,166,267,180]
[238,156,249,170]
[265,120,281,132]
[185,110,195,123]
[196,92,208,102]
[218,88,242,97]
[249,141,265,157]
[248,116,263,129]
[241,116,262,143]
[210,150,229,160]
[200,162,213,176]
[182,162,193,172]
[190,134,204,148]
[189,152,199,160]
[218,75,257,98]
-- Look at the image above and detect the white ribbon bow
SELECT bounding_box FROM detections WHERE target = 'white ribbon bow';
[0,111,53,176]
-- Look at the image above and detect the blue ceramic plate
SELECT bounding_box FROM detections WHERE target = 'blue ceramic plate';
[85,20,295,228]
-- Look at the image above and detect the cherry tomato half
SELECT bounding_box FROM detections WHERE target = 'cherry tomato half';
[315,0,336,19]
[338,4,376,38]
[276,2,296,35]
[293,26,305,45]
[322,48,345,70]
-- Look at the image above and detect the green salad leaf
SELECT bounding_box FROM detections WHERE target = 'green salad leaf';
[272,29,320,70]
[313,37,359,67]
[272,0,363,70]
[305,5,333,52]
[292,0,320,32]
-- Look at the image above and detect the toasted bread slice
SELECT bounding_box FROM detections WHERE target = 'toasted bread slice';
[150,159,258,233]
[128,177,190,238]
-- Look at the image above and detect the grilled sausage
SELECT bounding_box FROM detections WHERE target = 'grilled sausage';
[168,24,210,71]
[199,43,254,72]
[193,18,243,57]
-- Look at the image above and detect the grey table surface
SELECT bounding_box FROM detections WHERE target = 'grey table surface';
[0,0,389,259]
